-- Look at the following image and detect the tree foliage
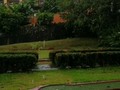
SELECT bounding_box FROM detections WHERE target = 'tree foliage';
[0,4,29,44]
[0,0,120,47]
[37,12,53,26]
[60,0,120,46]
[40,0,60,13]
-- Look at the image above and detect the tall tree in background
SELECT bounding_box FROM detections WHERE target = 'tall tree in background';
[60,0,120,46]
[0,4,25,44]
[40,0,60,13]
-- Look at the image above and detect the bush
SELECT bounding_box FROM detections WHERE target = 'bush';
[49,50,66,66]
[0,52,38,59]
[0,53,38,73]
[49,48,120,67]
[52,50,120,69]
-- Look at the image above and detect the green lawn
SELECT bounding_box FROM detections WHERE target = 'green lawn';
[0,38,98,50]
[0,38,98,59]
[0,38,119,90]
[0,67,120,90]
[38,50,51,59]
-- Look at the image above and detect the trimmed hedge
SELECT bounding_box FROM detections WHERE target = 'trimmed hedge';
[50,49,120,68]
[49,48,120,67]
[0,52,38,59]
[0,53,38,73]
[49,50,65,66]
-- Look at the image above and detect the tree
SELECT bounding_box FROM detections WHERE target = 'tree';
[60,0,120,46]
[37,12,53,26]
[37,12,54,40]
[40,0,60,13]
[0,4,25,44]
[59,0,97,37]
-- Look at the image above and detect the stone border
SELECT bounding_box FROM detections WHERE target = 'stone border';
[31,80,120,90]
[66,80,120,86]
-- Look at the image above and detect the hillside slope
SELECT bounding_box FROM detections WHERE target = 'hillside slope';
[0,38,98,51]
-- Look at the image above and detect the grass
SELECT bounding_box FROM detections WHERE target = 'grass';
[38,50,51,59]
[0,38,98,59]
[0,38,98,50]
[0,67,120,90]
[0,38,119,90]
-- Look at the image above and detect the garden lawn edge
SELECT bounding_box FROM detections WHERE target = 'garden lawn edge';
[31,80,120,90]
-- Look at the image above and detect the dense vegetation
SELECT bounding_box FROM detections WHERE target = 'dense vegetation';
[0,1,119,89]
[49,49,120,68]
[0,52,38,73]
[0,0,119,47]
[59,0,120,47]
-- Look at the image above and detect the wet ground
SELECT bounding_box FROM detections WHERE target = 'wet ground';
[32,64,58,71]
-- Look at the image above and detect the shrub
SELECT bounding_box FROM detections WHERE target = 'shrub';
[54,53,89,68]
[53,51,120,69]
[0,53,38,73]
[0,52,38,59]
[55,53,67,68]
[49,50,65,66]
[49,48,120,67]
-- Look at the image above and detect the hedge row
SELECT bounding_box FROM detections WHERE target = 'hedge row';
[49,48,120,66]
[54,52,120,68]
[0,52,38,59]
[49,50,65,66]
[0,53,38,73]
[49,49,120,68]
